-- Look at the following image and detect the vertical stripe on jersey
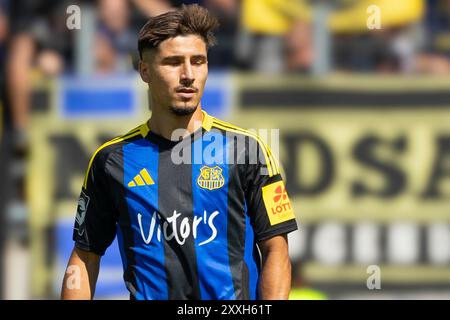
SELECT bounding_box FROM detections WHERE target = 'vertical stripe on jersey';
[192,129,235,299]
[244,200,259,300]
[123,139,167,299]
[225,135,247,300]
[158,144,201,299]
[112,140,139,299]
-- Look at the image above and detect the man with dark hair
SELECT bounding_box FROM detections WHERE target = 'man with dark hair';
[61,4,298,300]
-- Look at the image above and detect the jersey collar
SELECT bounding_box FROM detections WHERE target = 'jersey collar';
[201,110,214,131]
[141,109,213,146]
[141,109,213,138]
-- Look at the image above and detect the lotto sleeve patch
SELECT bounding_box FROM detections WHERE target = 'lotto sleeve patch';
[262,180,296,226]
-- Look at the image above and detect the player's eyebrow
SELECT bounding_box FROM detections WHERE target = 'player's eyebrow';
[191,54,207,61]
[160,54,207,63]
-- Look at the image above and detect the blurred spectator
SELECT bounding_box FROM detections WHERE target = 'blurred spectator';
[0,0,9,300]
[95,0,138,74]
[0,1,7,70]
[414,0,450,73]
[424,0,450,55]
[0,2,74,300]
[130,0,239,69]
[285,20,313,73]
[333,31,402,73]
[203,0,239,69]
[131,0,173,18]
[6,0,73,142]
[330,0,424,73]
[236,0,310,74]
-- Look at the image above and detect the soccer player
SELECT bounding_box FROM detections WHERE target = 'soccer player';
[61,4,298,300]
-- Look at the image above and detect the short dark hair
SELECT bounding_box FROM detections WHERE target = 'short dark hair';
[137,4,219,59]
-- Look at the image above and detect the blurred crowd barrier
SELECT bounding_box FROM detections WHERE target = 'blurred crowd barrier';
[23,72,450,299]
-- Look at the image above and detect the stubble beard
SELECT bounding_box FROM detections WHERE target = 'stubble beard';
[169,102,199,116]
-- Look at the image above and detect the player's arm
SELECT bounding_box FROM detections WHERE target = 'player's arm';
[62,149,118,299]
[243,135,298,300]
[61,247,101,300]
[258,234,291,300]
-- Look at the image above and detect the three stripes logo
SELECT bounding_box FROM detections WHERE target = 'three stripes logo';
[128,168,155,187]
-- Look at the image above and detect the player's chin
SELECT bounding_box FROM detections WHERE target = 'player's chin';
[169,103,198,116]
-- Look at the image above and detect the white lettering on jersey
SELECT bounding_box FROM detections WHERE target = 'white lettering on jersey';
[138,210,219,246]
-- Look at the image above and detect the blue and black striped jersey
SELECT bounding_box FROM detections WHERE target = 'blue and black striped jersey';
[73,110,298,300]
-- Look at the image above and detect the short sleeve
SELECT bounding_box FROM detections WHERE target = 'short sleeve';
[245,137,298,242]
[73,150,117,256]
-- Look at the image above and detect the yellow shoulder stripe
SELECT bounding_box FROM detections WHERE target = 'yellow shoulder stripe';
[201,110,214,131]
[83,127,144,189]
[212,117,279,174]
[212,118,279,176]
[211,119,279,177]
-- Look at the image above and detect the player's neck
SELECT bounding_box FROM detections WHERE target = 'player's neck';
[148,106,203,141]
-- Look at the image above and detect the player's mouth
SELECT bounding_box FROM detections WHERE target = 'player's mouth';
[176,87,197,99]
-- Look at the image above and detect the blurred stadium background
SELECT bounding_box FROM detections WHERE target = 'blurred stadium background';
[2,0,450,299]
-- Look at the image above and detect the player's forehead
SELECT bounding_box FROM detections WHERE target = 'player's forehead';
[155,34,207,58]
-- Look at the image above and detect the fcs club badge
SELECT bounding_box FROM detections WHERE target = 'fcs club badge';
[197,165,225,190]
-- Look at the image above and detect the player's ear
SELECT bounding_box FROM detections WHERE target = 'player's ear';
[139,60,151,84]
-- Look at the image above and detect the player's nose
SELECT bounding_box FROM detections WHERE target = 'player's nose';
[180,61,194,82]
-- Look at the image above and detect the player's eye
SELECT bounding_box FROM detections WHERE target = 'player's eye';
[192,57,207,65]
[162,58,182,66]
